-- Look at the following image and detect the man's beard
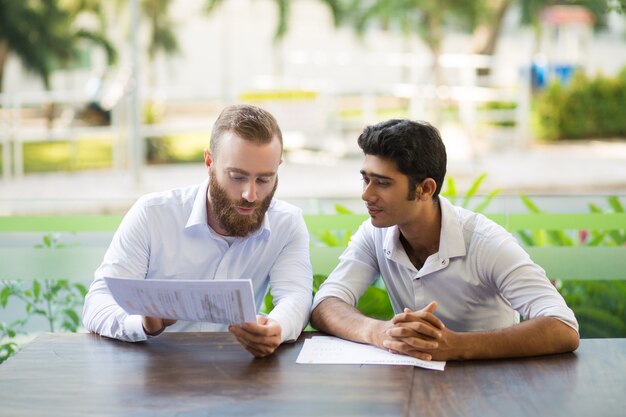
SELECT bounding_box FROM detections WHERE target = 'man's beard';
[209,176,277,237]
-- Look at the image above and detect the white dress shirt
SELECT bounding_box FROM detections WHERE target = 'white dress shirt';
[313,196,579,333]
[83,178,313,342]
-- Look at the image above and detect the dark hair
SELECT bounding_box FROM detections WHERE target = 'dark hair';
[210,104,283,158]
[357,119,447,199]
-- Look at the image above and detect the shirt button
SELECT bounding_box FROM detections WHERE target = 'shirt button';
[441,259,447,265]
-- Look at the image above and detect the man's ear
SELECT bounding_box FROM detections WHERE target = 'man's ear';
[420,178,437,200]
[203,149,213,168]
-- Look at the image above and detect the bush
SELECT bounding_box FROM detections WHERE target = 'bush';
[534,68,626,140]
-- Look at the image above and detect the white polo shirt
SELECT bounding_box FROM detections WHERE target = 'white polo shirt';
[83,178,313,342]
[313,197,579,333]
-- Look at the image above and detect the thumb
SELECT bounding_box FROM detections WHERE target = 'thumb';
[256,314,269,325]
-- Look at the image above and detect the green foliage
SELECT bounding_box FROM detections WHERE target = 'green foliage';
[518,194,626,337]
[559,280,626,338]
[311,204,357,248]
[0,234,88,363]
[0,0,116,92]
[534,68,626,140]
[441,173,501,212]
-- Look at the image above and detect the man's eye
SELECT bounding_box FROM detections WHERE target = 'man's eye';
[256,177,271,184]
[231,176,246,182]
[361,177,370,185]
[377,181,390,187]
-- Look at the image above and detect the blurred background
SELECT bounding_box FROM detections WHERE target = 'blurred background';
[1,1,626,355]
[1,0,626,214]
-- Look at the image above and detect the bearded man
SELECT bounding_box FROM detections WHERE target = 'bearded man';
[83,105,312,357]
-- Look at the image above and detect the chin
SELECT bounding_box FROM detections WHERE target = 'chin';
[370,217,392,229]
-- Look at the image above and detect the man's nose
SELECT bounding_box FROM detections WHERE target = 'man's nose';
[362,182,375,202]
[242,181,257,202]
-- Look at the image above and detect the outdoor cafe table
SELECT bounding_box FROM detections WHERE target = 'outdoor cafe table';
[0,332,624,417]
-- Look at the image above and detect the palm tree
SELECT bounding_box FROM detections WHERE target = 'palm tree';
[0,0,117,94]
[204,0,343,80]
[141,0,180,86]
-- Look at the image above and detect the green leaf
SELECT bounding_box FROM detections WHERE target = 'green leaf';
[43,235,52,248]
[0,286,11,308]
[357,286,393,320]
[334,204,353,214]
[517,230,535,246]
[442,177,457,204]
[473,188,501,213]
[73,283,88,297]
[607,196,624,213]
[317,230,340,247]
[461,173,487,208]
[588,203,603,213]
[33,281,41,300]
[520,194,542,213]
[63,309,80,326]
[313,274,328,293]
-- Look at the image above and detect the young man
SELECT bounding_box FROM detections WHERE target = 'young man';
[83,104,312,357]
[311,119,579,361]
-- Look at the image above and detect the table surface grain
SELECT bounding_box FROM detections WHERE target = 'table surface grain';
[1,332,624,417]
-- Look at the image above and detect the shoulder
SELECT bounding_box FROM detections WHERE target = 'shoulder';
[128,183,200,224]
[137,183,199,209]
[444,200,509,243]
[265,199,306,229]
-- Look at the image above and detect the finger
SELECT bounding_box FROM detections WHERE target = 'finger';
[232,333,277,357]
[163,319,177,327]
[230,326,280,350]
[241,321,281,338]
[388,322,443,340]
[393,310,444,330]
[393,312,444,330]
[382,339,433,361]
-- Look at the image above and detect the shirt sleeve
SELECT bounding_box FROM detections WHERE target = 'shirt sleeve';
[477,222,579,333]
[265,212,314,343]
[82,197,152,342]
[312,221,380,311]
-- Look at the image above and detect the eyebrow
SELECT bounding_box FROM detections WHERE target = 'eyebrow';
[227,167,276,177]
[360,170,394,181]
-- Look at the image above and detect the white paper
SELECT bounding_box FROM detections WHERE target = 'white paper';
[296,336,446,371]
[104,277,257,325]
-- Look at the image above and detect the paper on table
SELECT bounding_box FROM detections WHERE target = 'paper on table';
[296,336,446,371]
[104,277,257,325]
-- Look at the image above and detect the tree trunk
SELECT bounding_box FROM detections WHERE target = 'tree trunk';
[0,41,9,94]
[471,0,514,76]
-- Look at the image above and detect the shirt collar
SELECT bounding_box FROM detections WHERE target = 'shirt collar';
[185,177,272,240]
[185,177,210,229]
[382,196,467,262]
[437,196,467,260]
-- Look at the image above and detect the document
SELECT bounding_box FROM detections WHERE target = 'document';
[104,277,257,325]
[296,336,446,371]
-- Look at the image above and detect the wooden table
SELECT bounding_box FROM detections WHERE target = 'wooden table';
[1,333,624,417]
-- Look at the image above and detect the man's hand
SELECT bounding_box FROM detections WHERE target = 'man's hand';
[383,301,450,361]
[229,315,282,358]
[142,316,177,336]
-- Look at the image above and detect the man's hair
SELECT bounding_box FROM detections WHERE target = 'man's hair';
[357,119,447,200]
[210,104,283,158]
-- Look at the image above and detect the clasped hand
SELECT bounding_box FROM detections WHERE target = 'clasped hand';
[382,301,453,361]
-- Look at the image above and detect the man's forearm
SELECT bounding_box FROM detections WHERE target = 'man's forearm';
[310,297,389,348]
[443,316,579,361]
